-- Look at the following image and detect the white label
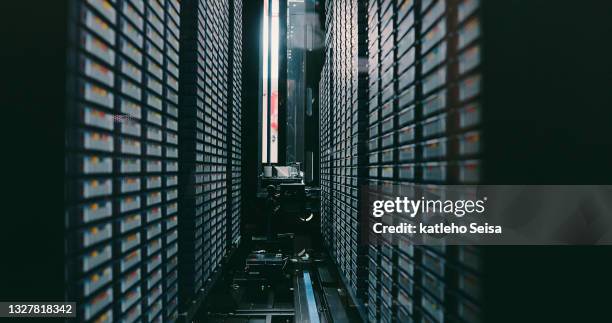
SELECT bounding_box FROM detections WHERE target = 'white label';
[146,160,162,172]
[84,10,115,45]
[84,83,114,108]
[84,107,114,130]
[120,196,141,213]
[121,250,141,272]
[84,288,112,320]
[83,223,112,247]
[82,201,112,223]
[83,155,112,174]
[87,0,117,23]
[120,214,141,233]
[84,33,115,65]
[120,158,141,173]
[121,286,141,312]
[83,266,112,296]
[83,179,112,198]
[147,207,162,223]
[84,58,114,87]
[82,245,111,272]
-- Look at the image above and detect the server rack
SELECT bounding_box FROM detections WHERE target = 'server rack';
[322,0,612,322]
[319,0,484,322]
[319,0,370,305]
[320,58,332,250]
[228,0,243,247]
[363,0,483,322]
[177,0,234,313]
[65,0,181,322]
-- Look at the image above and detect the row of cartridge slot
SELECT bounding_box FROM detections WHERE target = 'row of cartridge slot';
[65,0,182,322]
[366,0,483,322]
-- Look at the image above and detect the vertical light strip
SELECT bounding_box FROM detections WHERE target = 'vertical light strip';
[269,0,280,163]
[261,0,269,163]
[303,271,321,323]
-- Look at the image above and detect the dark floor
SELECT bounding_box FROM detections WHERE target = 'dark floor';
[192,235,363,323]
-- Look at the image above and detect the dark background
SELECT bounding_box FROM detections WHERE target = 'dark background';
[0,1,611,322]
[0,0,67,302]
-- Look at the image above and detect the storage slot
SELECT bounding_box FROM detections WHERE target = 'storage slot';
[398,66,416,90]
[122,303,141,323]
[459,74,482,102]
[82,266,112,297]
[458,102,481,129]
[81,178,112,199]
[120,19,143,47]
[119,214,141,234]
[397,31,416,58]
[422,271,445,300]
[422,19,446,54]
[83,288,113,321]
[82,81,114,109]
[83,9,115,45]
[422,138,448,160]
[421,114,447,138]
[458,298,481,323]
[398,47,416,72]
[421,0,445,33]
[398,164,415,181]
[82,56,114,86]
[381,133,395,148]
[120,268,141,293]
[458,246,482,271]
[80,155,113,174]
[398,105,415,126]
[458,131,481,156]
[422,41,447,75]
[79,200,113,224]
[381,100,394,118]
[422,67,447,95]
[120,119,141,137]
[398,125,416,144]
[119,58,142,82]
[458,0,480,23]
[397,9,415,38]
[422,162,448,182]
[422,292,444,322]
[120,233,141,253]
[120,286,141,313]
[398,145,416,162]
[397,289,414,315]
[381,149,394,164]
[459,45,481,75]
[398,270,414,296]
[458,271,481,300]
[82,32,115,66]
[119,38,143,65]
[119,195,141,213]
[81,223,112,248]
[458,17,481,50]
[82,245,112,273]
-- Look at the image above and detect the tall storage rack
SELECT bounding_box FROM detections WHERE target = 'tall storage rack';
[320,59,332,253]
[318,0,486,322]
[65,0,182,322]
[319,0,369,303]
[178,0,238,315]
[203,0,230,283]
[364,0,483,322]
[228,0,243,246]
[314,0,612,322]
